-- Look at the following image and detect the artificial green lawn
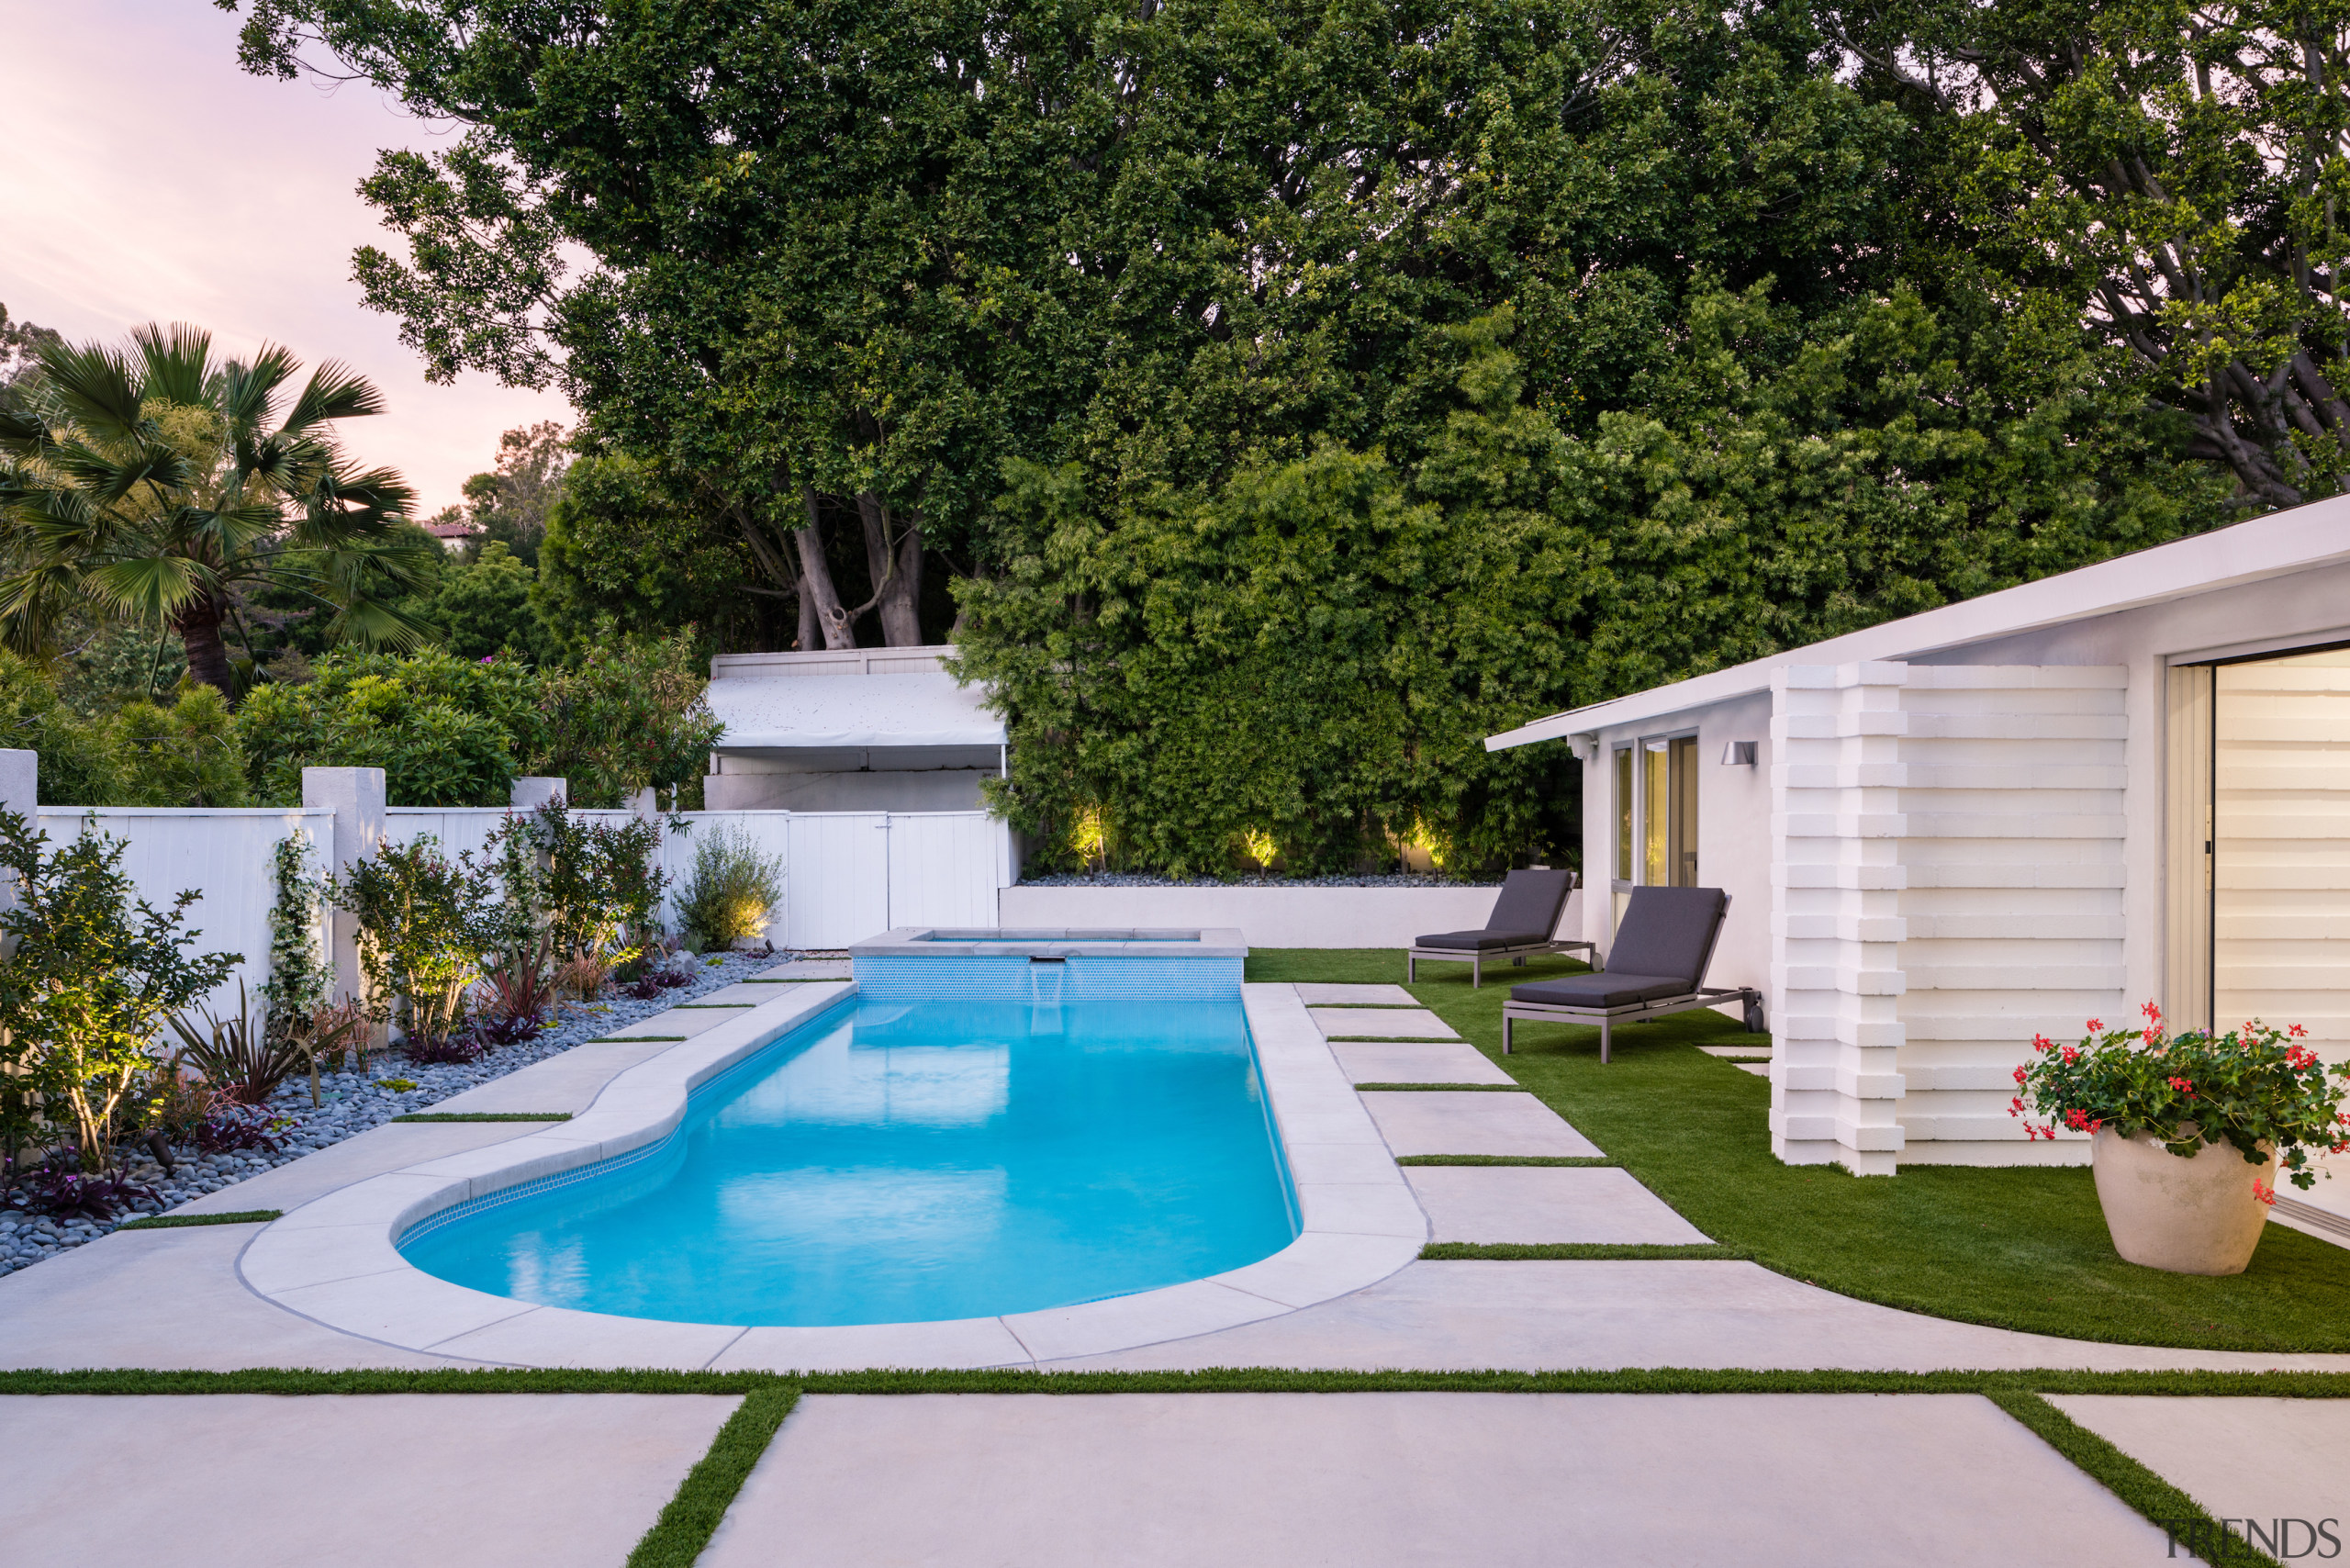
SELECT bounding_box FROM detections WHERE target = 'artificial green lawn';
[1248,947,2350,1353]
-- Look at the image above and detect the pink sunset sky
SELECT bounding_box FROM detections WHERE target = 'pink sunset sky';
[0,1,573,516]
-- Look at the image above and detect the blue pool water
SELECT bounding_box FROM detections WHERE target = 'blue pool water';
[398,997,1299,1326]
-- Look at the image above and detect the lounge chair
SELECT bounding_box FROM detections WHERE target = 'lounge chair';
[1405,868,1593,987]
[1501,886,1763,1061]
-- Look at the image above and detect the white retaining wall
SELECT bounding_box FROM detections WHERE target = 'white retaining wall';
[996,883,1580,949]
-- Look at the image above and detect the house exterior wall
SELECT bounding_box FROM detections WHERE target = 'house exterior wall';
[1574,689,1775,1012]
[1908,556,2350,1018]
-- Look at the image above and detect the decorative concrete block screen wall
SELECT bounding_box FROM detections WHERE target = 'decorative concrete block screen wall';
[1769,663,2128,1174]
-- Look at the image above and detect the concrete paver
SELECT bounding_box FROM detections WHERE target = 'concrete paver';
[1309,1007,1460,1039]
[1327,1039,1515,1085]
[1292,983,1417,1006]
[1360,1090,1604,1158]
[703,1392,2168,1568]
[171,1120,545,1216]
[587,1006,737,1039]
[0,1226,469,1370]
[0,1394,736,1567]
[1406,1166,1713,1245]
[422,1037,683,1114]
[755,958,853,980]
[2049,1396,2350,1542]
[1051,1260,2350,1374]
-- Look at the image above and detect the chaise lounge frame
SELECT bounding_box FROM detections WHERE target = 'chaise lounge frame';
[1500,892,1765,1062]
[1404,869,1595,988]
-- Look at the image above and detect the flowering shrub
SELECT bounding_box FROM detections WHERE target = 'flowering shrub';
[2011,1003,2350,1199]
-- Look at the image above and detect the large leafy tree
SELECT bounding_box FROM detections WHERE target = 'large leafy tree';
[226,0,1115,648]
[0,324,434,693]
[225,0,2240,871]
[1822,0,2350,506]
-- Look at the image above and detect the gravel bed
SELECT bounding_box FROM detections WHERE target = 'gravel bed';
[1017,870,1502,889]
[0,950,786,1280]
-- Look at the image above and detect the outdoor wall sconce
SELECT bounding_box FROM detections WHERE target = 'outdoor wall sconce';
[1720,741,1758,766]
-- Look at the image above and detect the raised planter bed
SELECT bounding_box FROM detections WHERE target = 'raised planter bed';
[998,882,1583,950]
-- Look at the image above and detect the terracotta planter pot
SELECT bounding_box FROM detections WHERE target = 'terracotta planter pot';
[2091,1126,2275,1275]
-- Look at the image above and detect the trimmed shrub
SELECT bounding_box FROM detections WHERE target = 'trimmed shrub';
[674,825,784,947]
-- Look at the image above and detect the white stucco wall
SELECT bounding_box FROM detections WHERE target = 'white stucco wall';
[1574,689,1774,1014]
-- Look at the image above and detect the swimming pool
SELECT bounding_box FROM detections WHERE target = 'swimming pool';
[397,994,1300,1327]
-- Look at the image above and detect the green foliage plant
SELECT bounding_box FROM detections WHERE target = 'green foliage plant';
[2013,1004,2350,1199]
[236,646,541,805]
[424,541,555,663]
[0,809,239,1170]
[260,830,335,1102]
[112,684,249,805]
[331,834,493,1051]
[536,628,722,808]
[674,825,783,947]
[486,801,670,969]
[167,981,308,1107]
[0,648,121,805]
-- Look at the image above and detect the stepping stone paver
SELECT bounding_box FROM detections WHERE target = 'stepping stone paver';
[1405,1166,1712,1245]
[0,1394,735,1566]
[1360,1090,1602,1158]
[1328,1040,1515,1086]
[1292,982,1418,1007]
[2048,1396,2350,1538]
[755,958,853,980]
[1309,1006,1460,1040]
[703,1393,2169,1567]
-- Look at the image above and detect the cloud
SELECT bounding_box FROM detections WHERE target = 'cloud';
[0,0,573,513]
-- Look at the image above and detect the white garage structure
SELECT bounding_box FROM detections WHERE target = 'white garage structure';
[695,645,1018,945]
[1487,498,2350,1188]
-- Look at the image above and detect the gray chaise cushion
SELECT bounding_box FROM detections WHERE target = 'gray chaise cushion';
[1415,930,1554,951]
[1413,868,1576,950]
[1508,972,1692,1009]
[1485,868,1576,938]
[1601,886,1728,987]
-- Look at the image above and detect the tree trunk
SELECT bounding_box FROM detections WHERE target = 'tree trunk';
[173,593,238,696]
[796,487,857,650]
[856,491,924,647]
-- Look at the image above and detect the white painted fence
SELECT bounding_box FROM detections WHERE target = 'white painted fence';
[32,803,1009,1016]
[33,806,333,1023]
[382,806,1005,948]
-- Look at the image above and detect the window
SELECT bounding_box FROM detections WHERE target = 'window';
[1613,746,1634,883]
[1629,734,1702,888]
[1671,734,1700,886]
[1641,740,1671,885]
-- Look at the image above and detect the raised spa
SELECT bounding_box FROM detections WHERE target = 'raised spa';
[397,989,1298,1327]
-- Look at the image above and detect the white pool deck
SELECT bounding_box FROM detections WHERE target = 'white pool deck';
[6,974,2350,1376]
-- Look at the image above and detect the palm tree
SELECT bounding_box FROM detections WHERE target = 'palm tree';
[0,322,433,693]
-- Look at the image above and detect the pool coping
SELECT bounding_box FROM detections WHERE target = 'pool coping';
[237,980,1425,1371]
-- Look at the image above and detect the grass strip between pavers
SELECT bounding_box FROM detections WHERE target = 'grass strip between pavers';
[1986,1389,2282,1568]
[1351,1081,1528,1092]
[391,1112,573,1123]
[1394,1154,1618,1167]
[624,1385,800,1568]
[13,1366,2350,1399]
[113,1210,282,1230]
[1420,1242,1751,1260]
